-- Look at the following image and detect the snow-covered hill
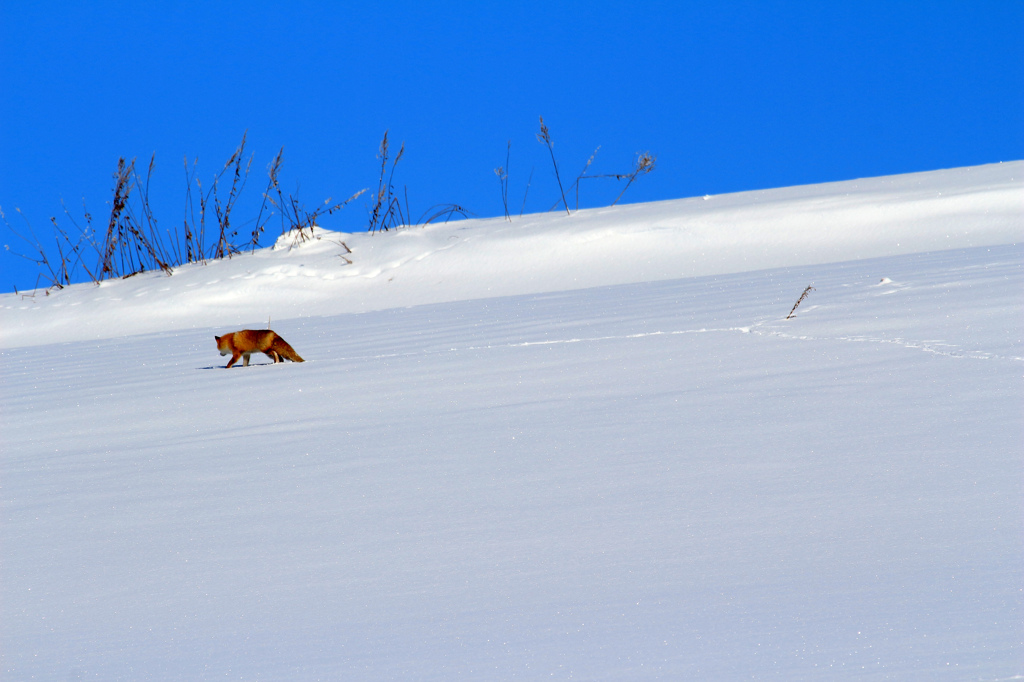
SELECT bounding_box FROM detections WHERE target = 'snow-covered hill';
[1,162,1019,350]
[1,163,1021,680]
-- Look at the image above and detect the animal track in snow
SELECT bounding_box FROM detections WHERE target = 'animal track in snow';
[332,321,1022,365]
[751,325,1023,363]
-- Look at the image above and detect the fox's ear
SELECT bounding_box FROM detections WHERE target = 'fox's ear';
[214,335,220,341]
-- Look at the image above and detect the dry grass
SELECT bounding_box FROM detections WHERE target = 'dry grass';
[5,131,369,292]
[8,119,657,293]
[367,130,470,233]
[3,207,71,293]
[368,130,407,234]
[211,132,252,259]
[532,119,656,214]
[101,155,174,278]
[265,147,366,249]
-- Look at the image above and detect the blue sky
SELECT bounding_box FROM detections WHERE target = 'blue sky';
[2,1,1022,292]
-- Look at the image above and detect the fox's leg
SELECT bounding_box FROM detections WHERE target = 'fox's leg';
[265,350,281,363]
[226,352,242,369]
[242,352,252,367]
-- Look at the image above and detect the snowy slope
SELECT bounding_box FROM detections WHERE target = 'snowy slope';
[0,162,1019,350]
[1,164,1022,680]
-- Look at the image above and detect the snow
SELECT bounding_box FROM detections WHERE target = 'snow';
[1,162,1019,350]
[1,162,1022,679]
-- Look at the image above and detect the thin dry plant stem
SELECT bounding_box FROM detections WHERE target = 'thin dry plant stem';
[212,132,252,259]
[537,117,570,215]
[611,152,656,206]
[786,286,815,319]
[575,146,599,211]
[495,140,511,221]
[251,147,284,252]
[520,167,533,216]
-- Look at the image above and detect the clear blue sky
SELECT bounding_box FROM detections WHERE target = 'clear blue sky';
[2,1,1022,292]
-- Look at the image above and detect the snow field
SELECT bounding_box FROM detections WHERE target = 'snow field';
[2,162,1022,679]
[2,240,1021,679]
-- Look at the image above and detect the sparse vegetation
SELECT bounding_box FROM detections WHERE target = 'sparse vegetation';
[368,130,469,234]
[367,130,407,234]
[530,118,656,215]
[5,119,656,293]
[612,152,656,207]
[4,132,364,293]
[570,146,601,211]
[266,150,366,250]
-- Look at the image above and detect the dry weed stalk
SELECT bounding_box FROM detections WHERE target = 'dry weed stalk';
[55,199,100,284]
[182,155,201,262]
[4,193,112,293]
[611,152,656,206]
[211,132,253,259]
[250,148,284,252]
[81,155,174,281]
[536,117,570,215]
[494,140,511,221]
[786,286,815,319]
[520,167,533,216]
[263,147,366,248]
[337,240,353,265]
[367,131,468,232]
[181,132,254,263]
[573,146,600,210]
[99,157,132,277]
[3,207,67,292]
[549,146,602,212]
[100,158,160,277]
[545,146,656,211]
[368,130,408,233]
[8,128,460,292]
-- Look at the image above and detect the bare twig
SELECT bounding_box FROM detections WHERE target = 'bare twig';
[786,286,815,319]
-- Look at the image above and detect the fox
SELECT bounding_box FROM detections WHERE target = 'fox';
[215,329,305,368]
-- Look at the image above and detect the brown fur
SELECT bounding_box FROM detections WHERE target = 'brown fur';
[215,330,304,368]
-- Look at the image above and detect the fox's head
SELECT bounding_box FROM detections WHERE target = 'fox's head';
[215,335,230,355]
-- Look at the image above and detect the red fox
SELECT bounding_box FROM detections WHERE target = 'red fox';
[215,330,305,368]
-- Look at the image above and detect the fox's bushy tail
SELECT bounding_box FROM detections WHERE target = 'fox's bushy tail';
[274,338,304,363]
